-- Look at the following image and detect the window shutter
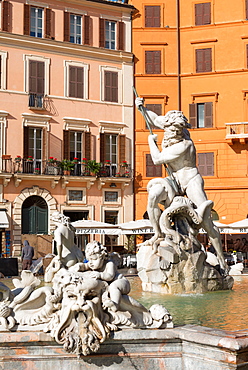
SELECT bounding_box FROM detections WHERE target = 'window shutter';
[145,104,162,116]
[23,4,30,36]
[99,18,105,47]
[29,61,44,94]
[203,3,211,25]
[146,154,162,177]
[246,0,248,20]
[45,8,52,39]
[104,71,118,103]
[100,133,106,163]
[42,127,47,161]
[247,45,248,68]
[118,135,126,164]
[23,126,29,158]
[145,51,161,74]
[117,21,125,51]
[195,3,203,26]
[63,130,70,159]
[196,48,212,73]
[64,11,70,42]
[204,102,213,127]
[189,104,197,128]
[2,1,10,32]
[69,66,84,99]
[84,15,90,45]
[145,6,160,27]
[198,152,214,176]
[37,61,45,94]
[84,132,91,160]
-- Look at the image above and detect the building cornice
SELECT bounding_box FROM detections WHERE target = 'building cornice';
[0,32,133,65]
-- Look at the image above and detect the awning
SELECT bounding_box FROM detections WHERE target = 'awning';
[0,210,9,228]
[72,219,121,235]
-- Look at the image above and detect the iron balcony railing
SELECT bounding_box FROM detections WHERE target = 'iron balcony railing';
[28,93,45,109]
[1,159,133,179]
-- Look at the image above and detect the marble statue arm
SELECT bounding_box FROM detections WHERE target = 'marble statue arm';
[148,135,189,165]
[99,261,116,282]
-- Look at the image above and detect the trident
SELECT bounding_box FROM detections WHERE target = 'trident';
[133,86,181,195]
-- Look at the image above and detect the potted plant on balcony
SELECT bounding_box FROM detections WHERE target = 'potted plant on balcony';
[85,160,101,176]
[47,157,59,175]
[59,159,75,175]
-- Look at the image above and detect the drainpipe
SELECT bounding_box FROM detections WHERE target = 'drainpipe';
[176,0,181,111]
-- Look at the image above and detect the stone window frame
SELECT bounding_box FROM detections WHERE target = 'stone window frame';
[64,60,89,100]
[23,54,50,95]
[99,65,122,104]
[66,187,86,204]
[102,188,121,205]
[0,51,7,90]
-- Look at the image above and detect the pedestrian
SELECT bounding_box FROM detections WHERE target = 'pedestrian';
[21,240,34,270]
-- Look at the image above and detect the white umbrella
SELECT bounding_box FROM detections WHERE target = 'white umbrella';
[118,219,154,235]
[72,220,120,235]
[227,218,248,233]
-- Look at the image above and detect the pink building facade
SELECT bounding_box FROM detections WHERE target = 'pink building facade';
[0,0,134,256]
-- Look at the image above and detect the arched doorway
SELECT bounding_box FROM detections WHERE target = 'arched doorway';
[22,195,48,234]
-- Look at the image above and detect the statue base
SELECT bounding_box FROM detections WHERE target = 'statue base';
[137,244,234,294]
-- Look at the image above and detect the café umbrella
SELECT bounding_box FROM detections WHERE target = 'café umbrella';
[71,220,120,235]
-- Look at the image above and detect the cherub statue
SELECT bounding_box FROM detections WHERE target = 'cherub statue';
[70,241,130,312]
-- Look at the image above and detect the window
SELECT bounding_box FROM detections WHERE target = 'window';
[24,5,52,39]
[70,131,82,161]
[145,51,161,74]
[100,133,126,165]
[104,191,119,203]
[63,130,91,175]
[99,19,125,50]
[2,0,11,32]
[67,188,86,203]
[197,152,214,176]
[69,66,84,99]
[30,7,43,38]
[104,210,119,248]
[195,3,211,26]
[104,71,118,102]
[145,6,160,27]
[64,12,91,45]
[23,127,43,172]
[196,48,212,73]
[189,102,213,128]
[246,0,248,20]
[146,154,162,177]
[28,60,45,108]
[70,14,81,44]
[0,51,7,90]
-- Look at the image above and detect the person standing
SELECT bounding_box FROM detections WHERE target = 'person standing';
[21,240,34,270]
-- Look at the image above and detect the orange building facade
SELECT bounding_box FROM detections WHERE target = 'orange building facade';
[0,0,134,257]
[131,0,248,225]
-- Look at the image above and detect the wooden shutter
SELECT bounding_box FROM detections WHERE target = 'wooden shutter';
[84,132,91,160]
[145,6,160,27]
[63,130,70,159]
[84,15,90,45]
[100,133,106,163]
[204,102,213,127]
[45,8,52,38]
[69,66,84,99]
[189,104,197,128]
[118,135,126,164]
[246,0,248,20]
[2,1,10,32]
[23,126,29,158]
[145,51,161,74]
[195,3,211,26]
[104,71,118,102]
[247,45,248,68]
[29,60,44,94]
[117,21,125,51]
[23,4,30,36]
[146,154,162,177]
[198,152,214,176]
[196,48,212,73]
[99,18,105,47]
[145,104,162,129]
[64,11,70,42]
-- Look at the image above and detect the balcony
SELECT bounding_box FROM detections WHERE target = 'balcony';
[0,158,133,188]
[225,122,248,144]
[28,94,45,110]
